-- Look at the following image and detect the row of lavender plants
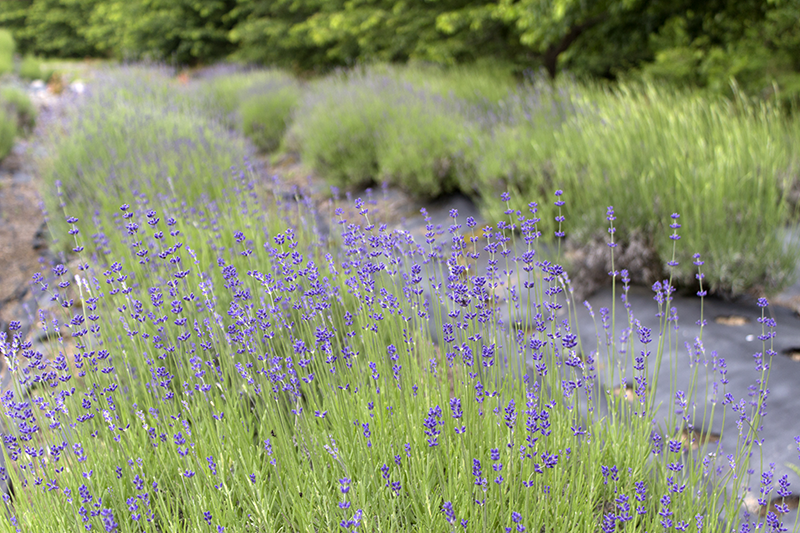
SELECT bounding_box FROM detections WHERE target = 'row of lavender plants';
[0,65,794,532]
[205,63,800,298]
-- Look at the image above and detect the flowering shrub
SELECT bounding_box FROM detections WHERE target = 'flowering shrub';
[224,64,800,297]
[1,66,796,532]
[0,87,36,135]
[286,66,480,197]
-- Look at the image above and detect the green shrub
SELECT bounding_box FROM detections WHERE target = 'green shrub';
[0,28,15,75]
[40,66,248,249]
[240,86,299,153]
[289,66,481,197]
[375,93,479,197]
[475,77,800,296]
[0,107,16,160]
[287,74,384,190]
[18,54,53,81]
[203,68,297,127]
[0,86,36,133]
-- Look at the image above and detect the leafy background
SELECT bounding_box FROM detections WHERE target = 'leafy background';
[0,0,798,104]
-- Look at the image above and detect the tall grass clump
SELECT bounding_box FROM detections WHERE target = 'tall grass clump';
[0,158,795,531]
[39,66,249,249]
[0,29,14,76]
[473,76,800,295]
[288,66,481,198]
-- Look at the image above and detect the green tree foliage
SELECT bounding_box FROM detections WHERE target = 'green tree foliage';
[229,0,522,72]
[437,0,637,77]
[0,0,239,63]
[639,0,800,101]
[0,1,34,52]
[0,0,797,103]
[86,0,240,64]
[5,0,101,57]
[227,0,330,71]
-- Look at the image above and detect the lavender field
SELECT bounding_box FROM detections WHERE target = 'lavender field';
[0,64,797,532]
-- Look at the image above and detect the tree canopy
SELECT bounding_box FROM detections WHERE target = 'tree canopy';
[0,0,797,100]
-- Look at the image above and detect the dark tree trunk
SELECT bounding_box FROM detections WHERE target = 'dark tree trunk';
[541,15,607,78]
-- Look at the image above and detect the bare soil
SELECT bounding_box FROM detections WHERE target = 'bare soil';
[0,141,46,330]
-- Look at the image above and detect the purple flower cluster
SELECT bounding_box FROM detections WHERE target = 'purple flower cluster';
[0,122,788,533]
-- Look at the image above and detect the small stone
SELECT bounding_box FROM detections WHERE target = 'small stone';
[679,428,720,452]
[714,315,750,326]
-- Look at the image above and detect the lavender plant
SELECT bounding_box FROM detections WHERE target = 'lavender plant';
[473,75,800,296]
[2,65,796,533]
[0,87,36,135]
[2,181,796,531]
[286,65,480,197]
[0,107,15,162]
[38,66,249,252]
[200,68,300,152]
[0,30,13,77]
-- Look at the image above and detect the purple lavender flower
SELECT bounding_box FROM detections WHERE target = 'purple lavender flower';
[450,398,465,434]
[601,513,616,533]
[442,501,456,525]
[473,459,487,489]
[423,406,443,447]
[100,508,118,532]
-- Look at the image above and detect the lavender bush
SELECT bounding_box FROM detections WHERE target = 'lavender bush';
[0,30,13,76]
[0,87,36,135]
[229,63,800,297]
[473,76,800,296]
[38,66,248,251]
[0,65,797,532]
[201,68,300,152]
[0,106,15,161]
[286,66,482,197]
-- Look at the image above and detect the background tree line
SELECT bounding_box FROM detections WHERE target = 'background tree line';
[1,0,798,101]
